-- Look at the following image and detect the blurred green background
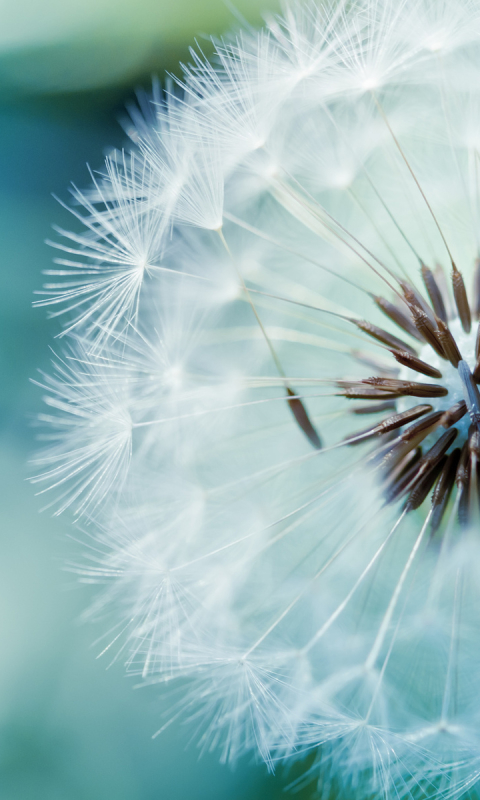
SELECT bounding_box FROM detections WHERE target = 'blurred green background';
[0,1,321,797]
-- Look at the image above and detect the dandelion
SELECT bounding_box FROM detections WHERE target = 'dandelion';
[34,0,480,797]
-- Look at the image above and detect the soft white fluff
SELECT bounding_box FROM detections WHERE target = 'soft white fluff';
[35,1,480,797]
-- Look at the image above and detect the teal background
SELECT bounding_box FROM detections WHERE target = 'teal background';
[0,4,319,798]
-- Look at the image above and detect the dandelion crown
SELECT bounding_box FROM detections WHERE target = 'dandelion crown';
[33,0,480,797]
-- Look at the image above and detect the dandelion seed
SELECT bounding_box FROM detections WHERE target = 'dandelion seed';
[34,0,480,797]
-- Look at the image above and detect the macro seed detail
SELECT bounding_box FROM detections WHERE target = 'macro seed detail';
[308,264,480,531]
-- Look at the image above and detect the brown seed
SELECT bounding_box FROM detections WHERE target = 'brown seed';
[421,264,448,323]
[379,411,444,473]
[353,319,417,355]
[344,405,433,445]
[361,377,448,398]
[452,264,472,333]
[401,281,437,325]
[341,387,401,400]
[405,299,446,358]
[429,449,461,535]
[286,388,322,449]
[373,296,422,340]
[375,405,433,434]
[473,258,480,321]
[435,263,454,319]
[390,349,442,379]
[412,427,458,486]
[435,318,462,367]
[473,353,480,384]
[400,410,445,442]
[406,455,447,511]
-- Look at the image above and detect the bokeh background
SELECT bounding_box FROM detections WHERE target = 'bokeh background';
[0,1,320,797]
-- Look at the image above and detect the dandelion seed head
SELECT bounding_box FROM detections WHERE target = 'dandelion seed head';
[33,0,480,797]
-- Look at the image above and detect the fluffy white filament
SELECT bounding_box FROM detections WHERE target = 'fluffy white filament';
[34,1,480,797]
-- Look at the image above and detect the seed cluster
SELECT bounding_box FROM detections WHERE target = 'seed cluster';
[289,262,480,533]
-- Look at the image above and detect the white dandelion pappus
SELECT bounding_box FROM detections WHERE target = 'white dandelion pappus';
[32,342,133,516]
[34,152,166,347]
[34,0,480,797]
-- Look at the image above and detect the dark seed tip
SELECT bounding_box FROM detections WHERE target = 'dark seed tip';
[286,388,322,450]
